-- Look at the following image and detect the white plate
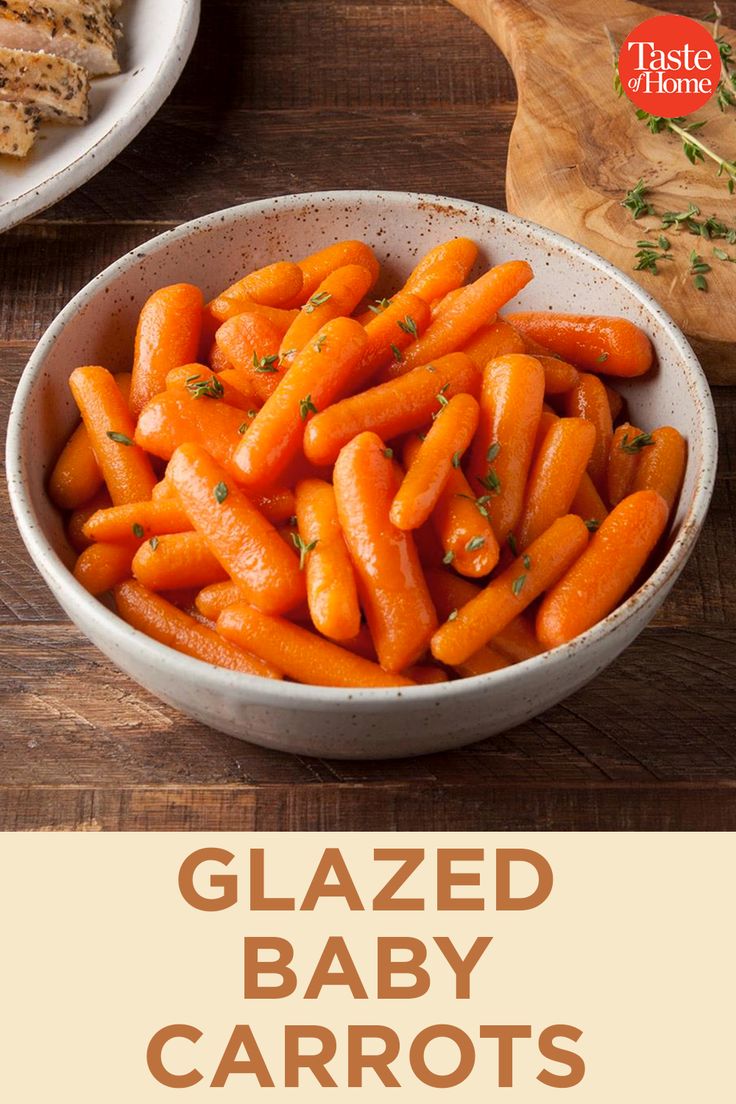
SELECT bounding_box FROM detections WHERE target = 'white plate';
[0,0,200,232]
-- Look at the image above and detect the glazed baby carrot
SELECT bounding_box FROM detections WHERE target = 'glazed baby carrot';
[462,319,526,369]
[534,356,579,395]
[467,353,545,542]
[135,390,248,476]
[605,384,625,423]
[390,393,480,530]
[356,291,431,385]
[234,317,369,489]
[73,540,137,596]
[132,531,228,591]
[67,488,111,553]
[69,365,157,505]
[303,351,479,467]
[195,580,244,621]
[83,498,192,543]
[278,264,375,361]
[169,443,305,614]
[217,603,413,688]
[214,260,304,310]
[431,514,589,666]
[205,298,298,333]
[333,432,438,672]
[606,423,647,506]
[286,239,380,307]
[50,368,131,507]
[384,260,533,377]
[294,478,361,641]
[402,238,479,303]
[209,342,233,373]
[129,283,203,416]
[631,426,686,513]
[563,372,613,494]
[571,472,609,529]
[406,665,449,684]
[505,312,653,377]
[430,287,465,319]
[424,568,514,677]
[115,581,281,679]
[518,417,596,549]
[214,312,285,401]
[537,490,669,648]
[403,436,499,577]
[164,363,257,411]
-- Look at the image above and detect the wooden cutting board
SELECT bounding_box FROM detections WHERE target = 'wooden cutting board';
[450,0,736,383]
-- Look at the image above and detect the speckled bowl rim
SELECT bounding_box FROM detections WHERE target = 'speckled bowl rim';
[6,190,718,713]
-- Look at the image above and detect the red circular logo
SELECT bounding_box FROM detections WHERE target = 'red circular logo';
[618,14,721,117]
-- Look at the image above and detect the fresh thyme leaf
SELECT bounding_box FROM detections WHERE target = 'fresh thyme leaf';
[512,574,526,597]
[291,532,318,570]
[447,608,458,622]
[522,553,532,569]
[621,179,654,219]
[486,441,501,463]
[465,535,486,552]
[106,431,133,446]
[314,334,327,352]
[390,343,403,361]
[714,247,730,260]
[214,481,228,504]
[442,550,455,565]
[507,533,518,557]
[299,394,318,421]
[634,240,674,274]
[304,291,332,314]
[397,314,418,338]
[288,515,298,528]
[132,523,144,539]
[596,352,609,363]
[368,298,392,314]
[383,447,394,459]
[451,451,461,468]
[694,273,709,291]
[457,493,491,518]
[187,374,225,399]
[149,536,159,550]
[621,431,655,454]
[238,422,249,435]
[435,391,449,411]
[584,518,601,532]
[478,468,501,495]
[252,352,279,373]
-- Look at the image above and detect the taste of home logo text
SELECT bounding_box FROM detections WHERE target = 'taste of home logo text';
[618,13,721,117]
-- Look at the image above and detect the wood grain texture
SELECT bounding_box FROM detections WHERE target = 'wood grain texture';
[0,0,734,830]
[450,0,736,383]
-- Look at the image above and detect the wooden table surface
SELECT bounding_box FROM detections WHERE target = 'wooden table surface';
[1,0,735,831]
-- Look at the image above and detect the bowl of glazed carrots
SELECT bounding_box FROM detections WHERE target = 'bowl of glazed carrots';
[6,191,717,758]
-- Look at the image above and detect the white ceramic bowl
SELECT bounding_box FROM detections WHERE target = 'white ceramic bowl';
[6,191,718,759]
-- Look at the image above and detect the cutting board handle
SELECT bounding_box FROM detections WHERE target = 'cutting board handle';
[449,0,560,58]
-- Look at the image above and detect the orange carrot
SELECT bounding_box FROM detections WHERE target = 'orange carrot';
[115,580,280,679]
[234,317,368,490]
[402,436,499,578]
[333,432,438,672]
[69,365,157,505]
[214,312,285,401]
[164,363,257,412]
[67,488,112,553]
[129,284,203,416]
[286,239,379,307]
[383,260,533,377]
[537,491,669,647]
[390,393,479,530]
[132,531,228,591]
[606,422,646,506]
[462,319,526,370]
[294,478,361,641]
[278,264,375,362]
[467,353,545,542]
[355,291,431,385]
[632,426,686,512]
[430,287,466,319]
[73,540,137,595]
[303,352,479,467]
[218,603,412,688]
[518,418,596,548]
[405,665,449,684]
[431,514,589,665]
[195,580,244,621]
[534,356,579,395]
[49,369,133,508]
[205,298,298,332]
[563,372,613,494]
[135,390,248,476]
[214,260,303,309]
[424,568,515,676]
[605,384,625,423]
[208,342,233,373]
[506,312,653,377]
[402,238,479,303]
[169,443,305,614]
[571,472,609,529]
[83,498,192,543]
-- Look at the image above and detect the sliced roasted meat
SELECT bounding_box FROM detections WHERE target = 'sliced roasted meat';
[0,45,90,123]
[0,1,120,76]
[0,99,40,155]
